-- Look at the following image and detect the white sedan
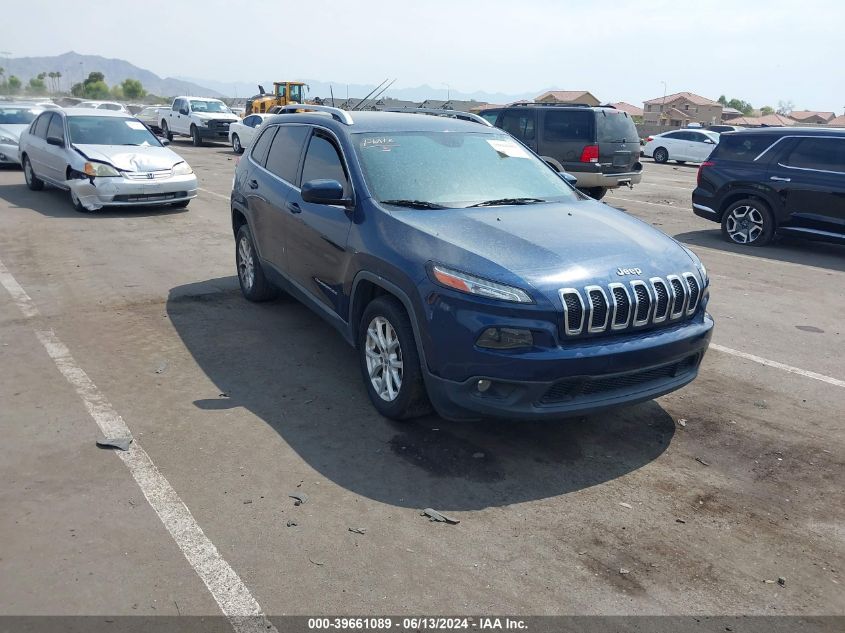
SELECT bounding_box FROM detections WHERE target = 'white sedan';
[643,129,719,164]
[228,114,270,154]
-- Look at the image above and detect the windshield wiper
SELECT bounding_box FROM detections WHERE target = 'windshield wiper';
[467,197,546,207]
[380,199,447,210]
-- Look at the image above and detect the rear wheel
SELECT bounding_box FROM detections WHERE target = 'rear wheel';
[161,120,173,142]
[585,187,608,200]
[23,156,44,191]
[653,147,669,164]
[721,198,775,247]
[191,125,203,147]
[358,296,431,420]
[232,134,243,154]
[235,224,278,301]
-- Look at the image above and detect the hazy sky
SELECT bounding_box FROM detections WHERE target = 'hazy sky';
[5,0,844,110]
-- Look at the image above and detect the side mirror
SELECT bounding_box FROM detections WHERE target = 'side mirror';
[46,135,64,147]
[158,137,170,146]
[559,172,578,186]
[180,108,189,115]
[301,179,350,206]
[705,139,715,144]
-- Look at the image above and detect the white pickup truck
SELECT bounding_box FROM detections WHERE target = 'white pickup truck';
[159,97,240,146]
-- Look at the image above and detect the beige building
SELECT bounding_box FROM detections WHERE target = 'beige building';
[534,90,600,106]
[642,92,723,127]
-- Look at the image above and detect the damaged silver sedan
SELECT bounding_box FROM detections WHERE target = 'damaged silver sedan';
[18,108,197,212]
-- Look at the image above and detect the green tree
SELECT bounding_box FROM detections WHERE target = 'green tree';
[7,75,21,94]
[760,105,775,116]
[718,95,728,106]
[110,84,124,99]
[121,78,146,99]
[84,80,110,99]
[28,75,47,95]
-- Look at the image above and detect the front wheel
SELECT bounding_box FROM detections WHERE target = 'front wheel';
[232,134,243,154]
[191,125,203,147]
[23,156,44,191]
[653,147,669,164]
[721,198,775,246]
[235,225,278,301]
[358,296,431,420]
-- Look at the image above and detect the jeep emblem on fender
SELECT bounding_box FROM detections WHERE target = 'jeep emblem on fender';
[616,267,642,276]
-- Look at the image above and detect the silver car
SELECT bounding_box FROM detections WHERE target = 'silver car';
[18,108,197,211]
[0,103,43,166]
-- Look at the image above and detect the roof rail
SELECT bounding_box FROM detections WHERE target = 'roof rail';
[383,107,492,126]
[509,101,593,108]
[277,104,354,125]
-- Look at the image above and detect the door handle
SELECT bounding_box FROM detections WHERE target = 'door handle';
[770,176,791,182]
[286,201,301,214]
[248,179,259,189]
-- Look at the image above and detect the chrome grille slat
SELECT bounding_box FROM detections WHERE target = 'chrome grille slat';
[560,272,701,336]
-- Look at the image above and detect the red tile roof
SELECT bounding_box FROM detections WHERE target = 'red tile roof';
[828,115,845,127]
[534,90,597,103]
[789,110,836,122]
[644,91,720,106]
[611,102,644,116]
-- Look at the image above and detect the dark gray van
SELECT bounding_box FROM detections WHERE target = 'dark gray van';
[482,104,643,199]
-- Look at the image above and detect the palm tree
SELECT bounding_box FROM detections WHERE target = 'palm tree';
[47,71,56,93]
[56,71,62,93]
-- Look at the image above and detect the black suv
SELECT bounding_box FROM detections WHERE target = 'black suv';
[693,128,845,246]
[481,104,642,199]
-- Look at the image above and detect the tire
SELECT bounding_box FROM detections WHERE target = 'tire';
[22,155,44,191]
[235,224,278,301]
[721,198,775,247]
[161,120,173,142]
[69,186,91,213]
[191,125,203,147]
[232,134,243,154]
[357,296,431,421]
[171,199,190,208]
[586,187,608,200]
[653,147,669,164]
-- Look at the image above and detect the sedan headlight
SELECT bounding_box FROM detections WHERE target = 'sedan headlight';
[0,135,18,146]
[172,162,193,176]
[431,265,532,303]
[83,162,120,177]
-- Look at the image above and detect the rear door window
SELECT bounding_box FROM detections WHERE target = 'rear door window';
[714,134,779,162]
[782,137,845,173]
[250,126,277,166]
[597,111,636,142]
[499,109,536,141]
[543,110,594,142]
[264,125,309,183]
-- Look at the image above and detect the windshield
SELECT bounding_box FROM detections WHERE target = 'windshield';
[67,116,162,146]
[354,131,578,208]
[189,100,230,113]
[597,110,637,142]
[0,107,40,125]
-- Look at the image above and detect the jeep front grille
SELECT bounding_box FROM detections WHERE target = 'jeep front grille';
[558,272,703,337]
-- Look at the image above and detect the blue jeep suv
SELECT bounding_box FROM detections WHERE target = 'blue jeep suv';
[230,106,713,421]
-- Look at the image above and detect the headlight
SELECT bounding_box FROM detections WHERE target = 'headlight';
[0,135,18,146]
[698,261,708,286]
[172,162,193,176]
[198,119,208,127]
[431,265,532,303]
[83,162,120,177]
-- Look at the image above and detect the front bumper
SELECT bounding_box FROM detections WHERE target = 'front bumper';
[197,123,233,139]
[422,313,714,421]
[0,143,21,165]
[68,173,198,210]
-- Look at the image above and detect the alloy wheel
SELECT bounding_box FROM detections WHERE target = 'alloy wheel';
[24,159,33,186]
[237,235,255,290]
[233,135,241,153]
[725,205,764,244]
[364,316,404,402]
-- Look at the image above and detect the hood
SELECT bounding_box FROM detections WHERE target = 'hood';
[193,111,239,122]
[391,198,698,292]
[0,124,29,142]
[73,144,185,172]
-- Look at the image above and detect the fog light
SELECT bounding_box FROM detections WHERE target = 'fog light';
[477,379,492,393]
[476,327,533,349]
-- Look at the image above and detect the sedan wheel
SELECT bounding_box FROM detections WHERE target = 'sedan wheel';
[23,156,44,191]
[365,316,404,402]
[721,199,774,246]
[653,147,669,164]
[232,134,243,154]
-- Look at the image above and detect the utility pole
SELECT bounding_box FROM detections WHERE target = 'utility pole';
[660,80,668,126]
[443,82,450,102]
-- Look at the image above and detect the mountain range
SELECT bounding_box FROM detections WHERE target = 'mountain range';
[3,51,542,104]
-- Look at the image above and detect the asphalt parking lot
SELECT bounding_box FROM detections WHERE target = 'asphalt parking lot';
[1,141,843,620]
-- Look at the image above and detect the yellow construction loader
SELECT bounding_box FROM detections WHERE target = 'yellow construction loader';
[245,82,307,115]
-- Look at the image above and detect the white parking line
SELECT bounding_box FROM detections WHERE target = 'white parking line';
[710,343,845,389]
[0,257,277,633]
[199,187,230,201]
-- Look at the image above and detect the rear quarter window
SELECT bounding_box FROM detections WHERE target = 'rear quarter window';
[714,134,778,162]
[782,137,845,173]
[542,110,594,142]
